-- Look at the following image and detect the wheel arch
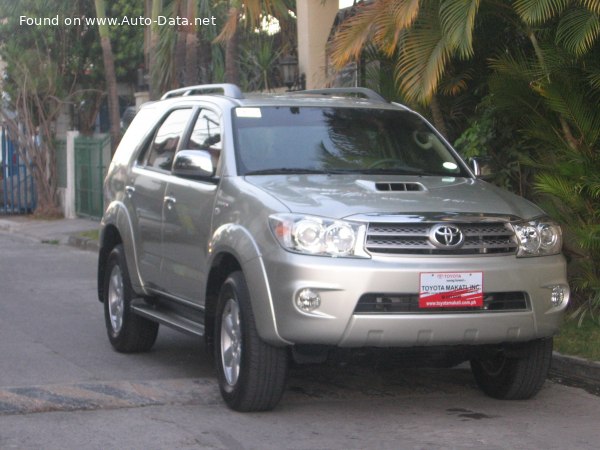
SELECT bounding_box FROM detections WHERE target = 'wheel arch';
[205,253,242,349]
[98,201,143,302]
[97,223,122,302]
[206,224,291,347]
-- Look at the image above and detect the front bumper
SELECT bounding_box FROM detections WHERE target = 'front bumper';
[261,252,569,347]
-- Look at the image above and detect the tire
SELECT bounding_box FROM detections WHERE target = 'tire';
[470,338,553,400]
[103,244,159,353]
[214,271,288,412]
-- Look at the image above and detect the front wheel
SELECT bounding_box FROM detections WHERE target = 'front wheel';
[215,271,288,412]
[470,338,553,400]
[103,244,159,353]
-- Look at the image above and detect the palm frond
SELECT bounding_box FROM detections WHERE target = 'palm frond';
[534,173,587,210]
[374,0,421,56]
[438,69,473,96]
[396,5,452,103]
[329,3,380,67]
[214,7,240,43]
[514,0,570,24]
[439,0,480,59]
[556,6,600,55]
[534,80,600,147]
[589,70,600,89]
[580,0,600,15]
[488,50,546,84]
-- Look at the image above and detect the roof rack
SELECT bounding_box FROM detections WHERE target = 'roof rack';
[161,83,244,100]
[296,87,387,103]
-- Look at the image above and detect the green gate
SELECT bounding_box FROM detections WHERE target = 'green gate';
[75,135,110,219]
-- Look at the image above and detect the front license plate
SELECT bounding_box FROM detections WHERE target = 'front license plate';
[419,272,483,308]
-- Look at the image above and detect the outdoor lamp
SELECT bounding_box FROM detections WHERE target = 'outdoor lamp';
[280,55,306,91]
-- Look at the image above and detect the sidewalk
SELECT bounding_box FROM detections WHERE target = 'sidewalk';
[0,214,100,252]
[1,214,599,393]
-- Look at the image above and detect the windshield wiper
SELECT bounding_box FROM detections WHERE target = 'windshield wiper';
[245,168,338,175]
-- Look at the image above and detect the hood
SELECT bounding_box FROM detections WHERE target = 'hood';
[244,174,544,220]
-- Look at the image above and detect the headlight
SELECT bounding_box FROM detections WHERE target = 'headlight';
[269,214,366,257]
[511,217,562,257]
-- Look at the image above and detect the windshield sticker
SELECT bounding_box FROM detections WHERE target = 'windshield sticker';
[236,107,262,118]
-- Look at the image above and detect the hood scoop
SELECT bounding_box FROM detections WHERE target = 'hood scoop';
[372,182,425,193]
[356,179,426,192]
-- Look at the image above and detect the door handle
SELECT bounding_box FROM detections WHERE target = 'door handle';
[164,195,176,210]
[125,185,135,198]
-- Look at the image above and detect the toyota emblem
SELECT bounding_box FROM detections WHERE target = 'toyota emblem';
[430,224,464,248]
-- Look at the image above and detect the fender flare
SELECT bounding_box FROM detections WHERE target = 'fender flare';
[208,223,290,346]
[100,200,147,296]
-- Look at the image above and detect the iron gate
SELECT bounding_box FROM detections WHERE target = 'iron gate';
[1,128,36,214]
[75,135,109,219]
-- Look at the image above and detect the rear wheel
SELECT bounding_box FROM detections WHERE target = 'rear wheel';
[103,244,159,353]
[215,271,288,411]
[470,338,553,400]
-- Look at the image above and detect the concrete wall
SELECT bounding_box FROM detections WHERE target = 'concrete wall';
[297,0,340,89]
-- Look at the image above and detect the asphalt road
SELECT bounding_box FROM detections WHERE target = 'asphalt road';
[1,232,599,450]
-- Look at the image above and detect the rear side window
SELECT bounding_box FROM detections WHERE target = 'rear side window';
[143,108,192,171]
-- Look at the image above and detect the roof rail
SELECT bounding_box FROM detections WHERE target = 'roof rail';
[161,83,244,100]
[297,87,387,103]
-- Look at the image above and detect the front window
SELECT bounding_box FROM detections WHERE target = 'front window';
[233,106,469,177]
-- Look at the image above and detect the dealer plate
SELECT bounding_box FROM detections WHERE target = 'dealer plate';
[419,272,483,309]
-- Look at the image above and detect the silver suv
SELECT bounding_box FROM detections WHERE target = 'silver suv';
[98,84,569,411]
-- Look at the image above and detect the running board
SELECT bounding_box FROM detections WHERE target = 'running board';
[131,303,205,337]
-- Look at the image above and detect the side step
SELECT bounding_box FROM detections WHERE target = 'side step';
[131,302,205,337]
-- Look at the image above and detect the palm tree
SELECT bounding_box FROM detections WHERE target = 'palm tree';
[330,0,480,105]
[214,0,294,85]
[94,0,121,151]
[330,0,599,106]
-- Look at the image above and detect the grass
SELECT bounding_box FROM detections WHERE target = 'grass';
[78,229,99,240]
[555,314,600,362]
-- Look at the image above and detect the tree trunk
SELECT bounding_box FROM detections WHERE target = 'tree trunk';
[94,0,121,153]
[184,0,199,86]
[149,0,163,100]
[429,94,448,138]
[199,37,212,84]
[224,8,240,85]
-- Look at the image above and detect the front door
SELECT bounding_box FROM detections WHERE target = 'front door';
[161,108,222,303]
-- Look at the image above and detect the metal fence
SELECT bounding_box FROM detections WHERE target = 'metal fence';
[75,135,109,219]
[1,128,36,214]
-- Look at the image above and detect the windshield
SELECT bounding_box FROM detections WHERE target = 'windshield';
[232,106,469,177]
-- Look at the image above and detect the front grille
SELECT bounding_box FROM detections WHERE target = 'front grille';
[354,292,529,314]
[366,222,517,255]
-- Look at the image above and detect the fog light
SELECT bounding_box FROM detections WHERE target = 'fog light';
[296,289,321,312]
[550,285,567,307]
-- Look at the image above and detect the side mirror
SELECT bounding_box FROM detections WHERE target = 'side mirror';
[172,150,215,180]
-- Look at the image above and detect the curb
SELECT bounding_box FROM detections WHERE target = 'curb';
[67,235,99,252]
[551,352,600,385]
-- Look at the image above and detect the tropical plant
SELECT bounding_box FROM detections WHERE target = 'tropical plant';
[214,0,295,85]
[240,35,282,91]
[0,0,102,215]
